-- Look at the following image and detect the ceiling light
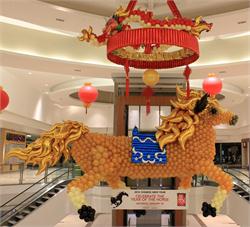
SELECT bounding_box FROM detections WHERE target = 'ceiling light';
[56,18,65,22]
[44,91,49,94]
[0,16,76,37]
[28,72,32,75]
[72,76,75,79]
[45,83,49,87]
[238,21,247,24]
[26,135,32,138]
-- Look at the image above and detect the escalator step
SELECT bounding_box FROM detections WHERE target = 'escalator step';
[42,196,50,200]
[54,187,62,191]
[16,214,24,220]
[29,205,38,209]
[22,209,31,214]
[35,200,44,205]
[8,220,17,225]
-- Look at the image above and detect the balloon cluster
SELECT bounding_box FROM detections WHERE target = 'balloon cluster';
[68,187,86,209]
[78,205,96,222]
[201,202,216,217]
[211,188,227,212]
[133,210,146,218]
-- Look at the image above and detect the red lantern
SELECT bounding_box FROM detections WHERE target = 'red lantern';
[78,83,98,113]
[203,73,222,95]
[0,87,9,111]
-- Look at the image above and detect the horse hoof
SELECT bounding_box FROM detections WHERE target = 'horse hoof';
[201,202,216,217]
[134,210,146,218]
[78,205,96,222]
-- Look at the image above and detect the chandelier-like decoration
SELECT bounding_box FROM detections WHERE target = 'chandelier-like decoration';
[79,0,212,97]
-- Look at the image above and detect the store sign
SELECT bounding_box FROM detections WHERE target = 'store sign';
[111,189,188,210]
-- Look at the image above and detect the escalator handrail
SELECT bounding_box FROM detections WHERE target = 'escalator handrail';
[229,168,249,179]
[226,171,250,189]
[0,167,67,208]
[0,170,70,222]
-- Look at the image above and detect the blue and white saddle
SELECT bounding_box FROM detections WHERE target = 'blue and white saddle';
[131,127,167,164]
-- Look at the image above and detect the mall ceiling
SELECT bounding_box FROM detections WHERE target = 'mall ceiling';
[40,0,250,18]
[0,0,249,108]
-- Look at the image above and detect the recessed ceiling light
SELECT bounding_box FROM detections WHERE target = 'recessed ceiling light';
[246,94,249,96]
[74,69,81,72]
[45,83,49,87]
[28,72,32,75]
[238,21,247,24]
[72,76,75,79]
[56,18,64,22]
[44,91,49,94]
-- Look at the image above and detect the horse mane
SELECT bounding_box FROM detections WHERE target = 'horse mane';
[156,86,203,150]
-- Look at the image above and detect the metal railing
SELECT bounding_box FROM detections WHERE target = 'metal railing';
[0,162,73,185]
[0,166,73,224]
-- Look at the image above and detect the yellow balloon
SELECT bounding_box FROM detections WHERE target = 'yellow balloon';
[143,69,160,87]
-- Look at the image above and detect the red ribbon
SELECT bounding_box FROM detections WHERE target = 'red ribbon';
[183,65,191,98]
[125,60,130,97]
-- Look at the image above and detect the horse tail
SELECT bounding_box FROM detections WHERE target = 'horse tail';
[7,121,89,175]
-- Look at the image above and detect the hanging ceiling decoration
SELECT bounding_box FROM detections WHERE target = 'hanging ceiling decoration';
[0,86,9,111]
[79,0,212,96]
[78,83,99,114]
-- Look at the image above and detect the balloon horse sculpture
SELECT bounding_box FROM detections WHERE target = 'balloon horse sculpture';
[8,87,238,222]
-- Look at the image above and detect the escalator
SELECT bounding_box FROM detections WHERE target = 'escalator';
[0,167,72,226]
[223,168,250,203]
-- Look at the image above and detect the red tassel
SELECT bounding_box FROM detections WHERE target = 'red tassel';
[143,86,153,115]
[125,60,130,97]
[183,65,191,98]
[146,98,151,115]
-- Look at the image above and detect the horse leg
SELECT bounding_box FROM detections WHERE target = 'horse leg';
[178,176,192,189]
[106,176,127,189]
[67,172,101,222]
[201,164,233,217]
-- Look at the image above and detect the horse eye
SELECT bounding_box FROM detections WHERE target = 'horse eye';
[210,108,218,115]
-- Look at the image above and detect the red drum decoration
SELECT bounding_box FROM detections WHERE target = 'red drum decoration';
[203,74,222,95]
[79,0,212,97]
[78,83,99,113]
[0,87,9,111]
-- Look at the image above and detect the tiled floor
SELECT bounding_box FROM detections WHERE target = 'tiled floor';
[54,213,239,227]
[54,213,111,227]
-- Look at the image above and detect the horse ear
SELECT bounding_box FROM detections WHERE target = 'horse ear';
[194,93,209,114]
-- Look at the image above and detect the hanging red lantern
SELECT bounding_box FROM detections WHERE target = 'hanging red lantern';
[0,86,9,111]
[78,83,98,113]
[203,73,222,95]
[142,69,159,115]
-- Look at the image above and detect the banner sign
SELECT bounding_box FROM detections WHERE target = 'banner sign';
[111,189,188,210]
